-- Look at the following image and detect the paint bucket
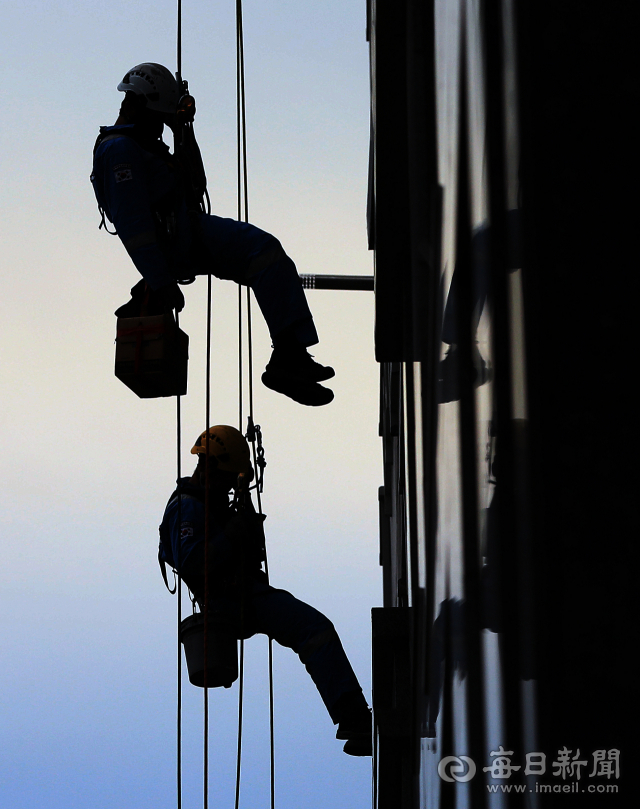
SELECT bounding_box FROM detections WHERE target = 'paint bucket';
[180,612,238,688]
[115,313,188,398]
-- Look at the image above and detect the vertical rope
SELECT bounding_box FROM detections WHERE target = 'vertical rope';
[238,290,243,431]
[234,1,275,804]
[175,4,183,807]
[245,302,274,809]
[234,3,248,808]
[176,0,182,82]
[203,272,212,809]
[246,290,255,451]
[236,0,249,223]
[237,0,245,427]
[234,639,245,809]
[176,315,183,809]
[268,641,275,809]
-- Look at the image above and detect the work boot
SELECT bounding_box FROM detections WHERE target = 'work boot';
[342,736,373,757]
[268,344,335,382]
[335,693,372,757]
[261,345,334,406]
[338,714,372,756]
[114,279,147,317]
[115,280,185,317]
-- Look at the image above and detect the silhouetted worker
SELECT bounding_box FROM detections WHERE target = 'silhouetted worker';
[91,63,334,406]
[158,425,372,756]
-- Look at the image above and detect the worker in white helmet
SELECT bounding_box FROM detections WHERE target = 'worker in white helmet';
[91,63,334,407]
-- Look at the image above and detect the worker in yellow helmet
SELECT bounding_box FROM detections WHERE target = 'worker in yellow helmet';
[158,426,372,755]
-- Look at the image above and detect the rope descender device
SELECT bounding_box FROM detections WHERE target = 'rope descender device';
[245,416,267,494]
[177,90,196,124]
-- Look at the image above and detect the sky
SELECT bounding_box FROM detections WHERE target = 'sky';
[0,2,380,808]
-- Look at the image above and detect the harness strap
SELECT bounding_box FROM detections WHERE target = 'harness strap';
[158,487,203,590]
[95,132,125,148]
[123,230,158,252]
[116,322,169,337]
[159,548,177,594]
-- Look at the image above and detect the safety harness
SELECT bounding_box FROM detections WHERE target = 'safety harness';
[91,110,210,283]
[158,480,203,594]
[158,481,266,599]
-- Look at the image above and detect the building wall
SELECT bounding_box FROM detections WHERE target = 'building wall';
[370,0,631,806]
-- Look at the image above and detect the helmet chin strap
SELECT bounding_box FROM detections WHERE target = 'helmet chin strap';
[116,93,165,140]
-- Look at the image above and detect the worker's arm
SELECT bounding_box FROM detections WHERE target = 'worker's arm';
[162,492,239,576]
[161,493,205,573]
[94,135,176,290]
[223,509,266,567]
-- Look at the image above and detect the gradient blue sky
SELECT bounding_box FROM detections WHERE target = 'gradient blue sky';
[1,2,380,807]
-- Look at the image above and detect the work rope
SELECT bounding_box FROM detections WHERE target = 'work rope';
[234,1,275,807]
[176,0,182,82]
[172,2,275,808]
[176,314,183,809]
[175,7,185,809]
[203,269,212,809]
[235,0,248,803]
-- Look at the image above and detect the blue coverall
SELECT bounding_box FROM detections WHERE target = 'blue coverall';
[159,480,364,723]
[91,124,318,346]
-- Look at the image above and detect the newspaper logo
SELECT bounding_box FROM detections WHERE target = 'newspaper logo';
[438,756,477,783]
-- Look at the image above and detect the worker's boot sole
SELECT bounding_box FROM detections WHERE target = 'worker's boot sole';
[342,736,372,757]
[114,278,147,317]
[261,370,334,406]
[308,363,335,382]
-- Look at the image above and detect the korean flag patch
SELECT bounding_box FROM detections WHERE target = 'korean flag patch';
[114,165,133,183]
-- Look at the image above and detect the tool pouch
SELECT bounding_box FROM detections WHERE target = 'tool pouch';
[115,312,189,398]
[180,611,238,688]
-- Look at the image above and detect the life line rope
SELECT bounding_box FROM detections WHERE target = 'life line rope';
[234,1,276,806]
[175,314,183,809]
[173,2,276,809]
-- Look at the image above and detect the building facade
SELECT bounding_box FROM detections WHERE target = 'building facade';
[369,0,631,806]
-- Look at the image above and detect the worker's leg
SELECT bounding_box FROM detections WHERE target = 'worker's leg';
[196,214,318,345]
[250,581,366,723]
[195,213,333,405]
[249,254,318,347]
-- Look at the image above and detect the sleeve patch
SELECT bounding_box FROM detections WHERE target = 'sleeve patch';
[114,167,133,183]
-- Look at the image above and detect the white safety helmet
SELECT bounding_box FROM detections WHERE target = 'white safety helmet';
[117,63,180,115]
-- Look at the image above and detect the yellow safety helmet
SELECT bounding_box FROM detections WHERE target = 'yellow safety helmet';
[190,425,252,475]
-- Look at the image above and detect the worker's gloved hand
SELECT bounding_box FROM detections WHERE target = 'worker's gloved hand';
[158,282,185,313]
[224,512,266,565]
[224,512,257,543]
